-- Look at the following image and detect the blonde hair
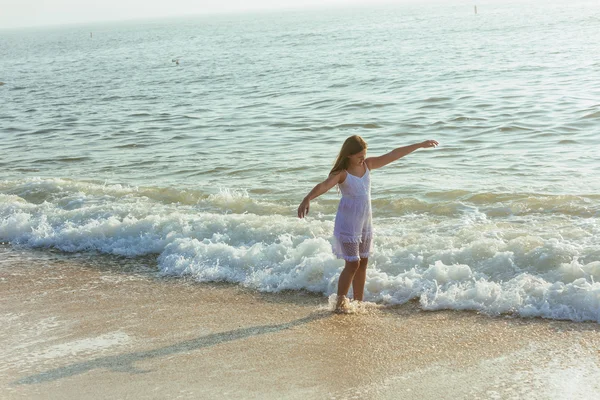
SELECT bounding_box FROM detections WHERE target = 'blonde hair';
[330,135,368,175]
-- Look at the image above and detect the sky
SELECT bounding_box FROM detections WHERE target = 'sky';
[0,0,427,29]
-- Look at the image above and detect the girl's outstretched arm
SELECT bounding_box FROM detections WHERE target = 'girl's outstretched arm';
[298,172,345,218]
[366,140,438,170]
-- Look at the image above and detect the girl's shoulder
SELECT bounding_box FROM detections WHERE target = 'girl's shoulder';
[329,169,348,184]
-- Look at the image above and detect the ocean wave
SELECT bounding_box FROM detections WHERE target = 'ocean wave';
[294,123,382,131]
[1,178,599,322]
[1,178,598,219]
[0,178,291,213]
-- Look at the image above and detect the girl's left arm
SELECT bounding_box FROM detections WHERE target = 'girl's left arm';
[366,140,438,170]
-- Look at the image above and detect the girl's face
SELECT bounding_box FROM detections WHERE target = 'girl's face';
[347,149,367,166]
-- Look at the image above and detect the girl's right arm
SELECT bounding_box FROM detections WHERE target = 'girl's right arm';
[297,172,344,218]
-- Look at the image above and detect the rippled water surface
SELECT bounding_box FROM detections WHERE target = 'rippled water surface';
[2,0,599,196]
[1,0,600,322]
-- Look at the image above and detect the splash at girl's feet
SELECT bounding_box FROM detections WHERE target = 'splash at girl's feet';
[334,295,351,314]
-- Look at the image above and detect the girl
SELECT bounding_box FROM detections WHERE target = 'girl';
[297,135,438,313]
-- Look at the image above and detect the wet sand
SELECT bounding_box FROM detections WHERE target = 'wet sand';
[1,246,599,400]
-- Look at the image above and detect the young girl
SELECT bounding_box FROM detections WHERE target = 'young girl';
[297,135,438,313]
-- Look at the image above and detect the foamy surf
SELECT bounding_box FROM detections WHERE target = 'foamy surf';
[323,294,383,314]
[1,178,600,323]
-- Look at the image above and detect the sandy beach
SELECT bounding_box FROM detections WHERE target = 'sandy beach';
[1,245,599,400]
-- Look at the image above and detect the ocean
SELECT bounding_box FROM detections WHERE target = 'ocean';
[1,0,599,322]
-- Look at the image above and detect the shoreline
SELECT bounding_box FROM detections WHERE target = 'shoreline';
[1,247,600,399]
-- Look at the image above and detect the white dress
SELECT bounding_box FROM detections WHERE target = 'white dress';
[332,166,373,262]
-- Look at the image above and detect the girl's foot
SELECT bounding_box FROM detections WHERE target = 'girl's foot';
[334,295,351,314]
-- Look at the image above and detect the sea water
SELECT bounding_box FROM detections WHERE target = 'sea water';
[1,0,599,322]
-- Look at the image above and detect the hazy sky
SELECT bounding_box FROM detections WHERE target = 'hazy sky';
[0,0,425,29]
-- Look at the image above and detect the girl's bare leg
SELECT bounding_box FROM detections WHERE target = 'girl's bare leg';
[336,260,360,310]
[352,258,369,301]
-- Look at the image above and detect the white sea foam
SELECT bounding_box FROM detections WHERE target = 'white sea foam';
[323,294,383,314]
[1,179,600,323]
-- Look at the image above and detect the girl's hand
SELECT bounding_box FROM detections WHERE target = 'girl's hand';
[298,197,310,218]
[420,139,439,148]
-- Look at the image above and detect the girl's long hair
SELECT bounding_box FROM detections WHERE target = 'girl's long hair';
[330,135,368,175]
